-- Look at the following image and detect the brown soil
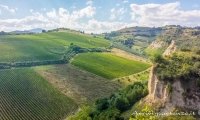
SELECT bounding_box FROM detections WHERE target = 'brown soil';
[34,64,121,105]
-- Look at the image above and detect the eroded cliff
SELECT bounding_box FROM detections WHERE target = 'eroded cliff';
[143,65,200,113]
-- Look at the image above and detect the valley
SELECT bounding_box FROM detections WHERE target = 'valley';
[1,1,200,120]
[0,25,200,120]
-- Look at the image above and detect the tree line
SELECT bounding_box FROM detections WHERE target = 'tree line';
[69,82,148,120]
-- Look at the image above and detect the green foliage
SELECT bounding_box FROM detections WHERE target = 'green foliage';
[95,98,109,112]
[191,31,200,36]
[42,30,46,33]
[0,68,78,120]
[68,106,93,120]
[69,44,82,53]
[180,47,191,52]
[72,53,151,79]
[157,28,182,44]
[150,53,164,63]
[114,96,130,112]
[106,27,163,57]
[95,107,121,120]
[105,31,121,38]
[195,49,200,55]
[70,82,148,120]
[0,31,5,35]
[155,52,200,82]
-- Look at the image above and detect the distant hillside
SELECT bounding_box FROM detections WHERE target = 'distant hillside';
[10,30,35,34]
[104,26,165,58]
[28,28,44,33]
[10,28,44,34]
[117,26,161,33]
[145,26,200,56]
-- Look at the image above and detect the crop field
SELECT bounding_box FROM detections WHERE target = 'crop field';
[71,53,152,79]
[0,32,110,62]
[34,64,121,105]
[0,68,78,120]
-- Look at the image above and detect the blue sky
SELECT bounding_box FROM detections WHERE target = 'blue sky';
[0,0,200,33]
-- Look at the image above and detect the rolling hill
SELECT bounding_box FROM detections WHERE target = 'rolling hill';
[0,32,110,62]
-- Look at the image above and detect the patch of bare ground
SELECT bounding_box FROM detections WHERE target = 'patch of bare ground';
[34,64,121,105]
[163,40,176,55]
[111,48,149,63]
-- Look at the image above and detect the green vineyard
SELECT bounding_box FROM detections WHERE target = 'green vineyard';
[0,32,110,62]
[0,68,78,120]
[72,53,152,79]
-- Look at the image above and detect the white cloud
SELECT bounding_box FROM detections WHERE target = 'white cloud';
[70,6,96,20]
[0,5,15,13]
[0,6,114,33]
[57,6,96,23]
[57,6,96,30]
[46,8,57,18]
[116,4,120,6]
[193,4,199,8]
[0,11,58,32]
[109,7,127,20]
[123,0,129,3]
[83,19,127,33]
[58,8,69,17]
[15,8,18,10]
[130,2,200,27]
[0,9,1,14]
[86,1,93,6]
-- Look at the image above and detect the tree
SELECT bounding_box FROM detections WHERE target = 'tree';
[114,96,130,112]
[95,98,109,112]
[42,30,46,33]
[69,44,81,53]
[0,31,5,35]
[150,53,163,63]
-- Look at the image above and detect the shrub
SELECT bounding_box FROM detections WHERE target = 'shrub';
[150,53,163,63]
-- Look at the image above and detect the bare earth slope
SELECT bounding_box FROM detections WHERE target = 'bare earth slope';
[34,64,121,105]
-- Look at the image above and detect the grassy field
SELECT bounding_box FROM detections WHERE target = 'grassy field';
[0,32,110,62]
[0,68,78,120]
[71,53,152,79]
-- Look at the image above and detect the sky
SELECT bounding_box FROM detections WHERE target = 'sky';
[0,0,200,33]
